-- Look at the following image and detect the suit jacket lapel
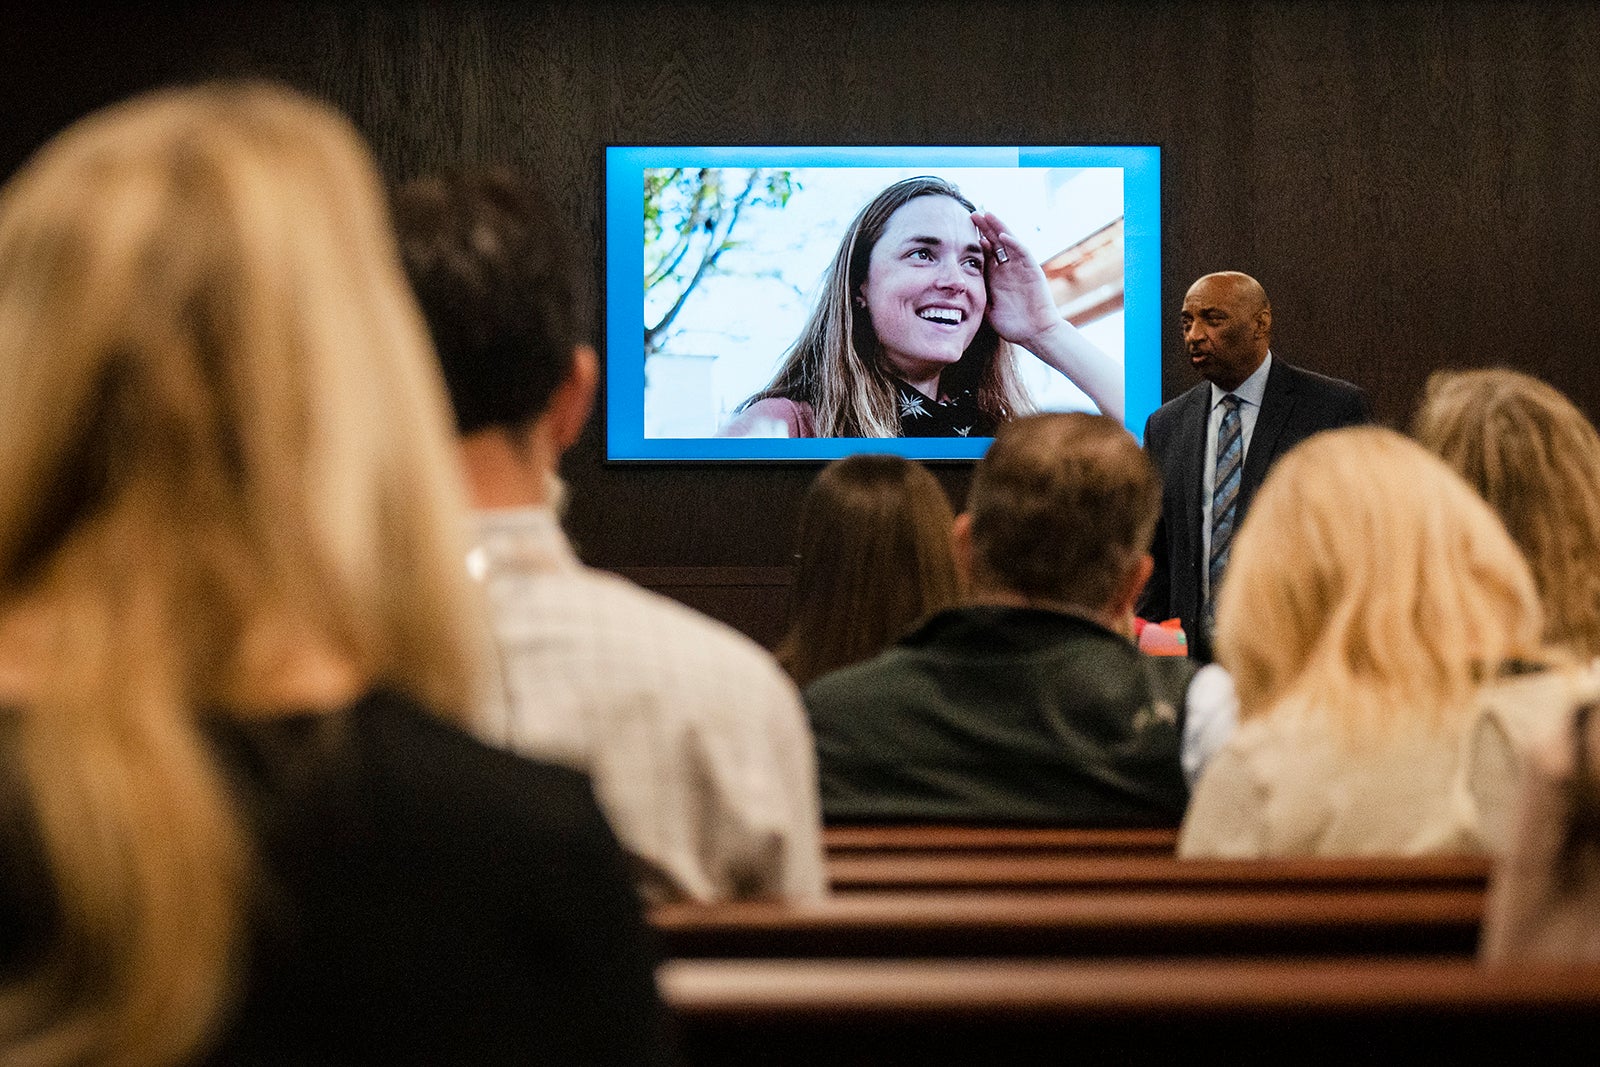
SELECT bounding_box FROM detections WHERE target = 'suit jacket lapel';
[1176,384,1210,598]
[1240,359,1297,516]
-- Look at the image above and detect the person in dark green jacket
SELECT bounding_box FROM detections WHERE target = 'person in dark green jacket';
[806,412,1193,826]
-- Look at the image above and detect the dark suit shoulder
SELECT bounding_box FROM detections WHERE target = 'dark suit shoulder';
[1270,358,1371,425]
[1143,382,1210,454]
[1146,381,1211,425]
[1274,359,1362,397]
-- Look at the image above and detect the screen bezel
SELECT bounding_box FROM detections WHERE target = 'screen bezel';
[604,145,1161,461]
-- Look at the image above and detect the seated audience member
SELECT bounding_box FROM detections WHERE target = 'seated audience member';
[776,453,962,688]
[394,169,826,903]
[805,413,1193,826]
[1181,661,1240,789]
[1181,427,1591,859]
[1414,367,1600,661]
[0,84,671,1065]
[1482,699,1600,961]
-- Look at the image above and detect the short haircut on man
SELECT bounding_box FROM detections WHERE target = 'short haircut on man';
[967,412,1160,611]
[393,167,589,433]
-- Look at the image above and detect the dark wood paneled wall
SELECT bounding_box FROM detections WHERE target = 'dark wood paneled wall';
[8,1,1600,574]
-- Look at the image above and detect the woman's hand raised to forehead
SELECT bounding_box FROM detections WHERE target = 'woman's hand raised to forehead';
[971,210,1060,348]
[971,210,1124,423]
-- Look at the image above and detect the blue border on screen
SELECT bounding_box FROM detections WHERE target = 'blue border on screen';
[606,145,1161,461]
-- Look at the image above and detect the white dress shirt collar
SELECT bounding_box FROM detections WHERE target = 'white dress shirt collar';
[1209,350,1273,412]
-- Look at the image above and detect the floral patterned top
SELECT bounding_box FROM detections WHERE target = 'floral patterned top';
[894,379,999,438]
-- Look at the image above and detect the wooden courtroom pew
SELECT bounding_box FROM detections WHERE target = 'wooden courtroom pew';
[661,956,1600,1064]
[826,851,1491,893]
[651,885,1482,959]
[822,824,1179,855]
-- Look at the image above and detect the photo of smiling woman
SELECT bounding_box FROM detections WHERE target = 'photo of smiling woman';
[717,176,1122,439]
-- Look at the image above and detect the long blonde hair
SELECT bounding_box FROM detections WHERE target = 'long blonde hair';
[0,82,484,1065]
[741,177,1034,436]
[1215,427,1546,734]
[1414,368,1600,660]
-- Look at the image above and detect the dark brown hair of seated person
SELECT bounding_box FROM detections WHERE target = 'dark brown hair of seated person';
[777,454,960,688]
[392,167,589,435]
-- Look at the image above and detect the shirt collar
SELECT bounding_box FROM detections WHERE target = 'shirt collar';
[1210,350,1273,410]
[468,505,579,579]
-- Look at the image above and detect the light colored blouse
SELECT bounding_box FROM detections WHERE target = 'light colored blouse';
[1178,667,1595,859]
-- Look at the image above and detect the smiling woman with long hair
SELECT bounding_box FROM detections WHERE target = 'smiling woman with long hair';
[718,175,1122,438]
[0,83,669,1066]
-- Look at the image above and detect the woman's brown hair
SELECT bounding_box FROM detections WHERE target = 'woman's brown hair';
[776,454,961,687]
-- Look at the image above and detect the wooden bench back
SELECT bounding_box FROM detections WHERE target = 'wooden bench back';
[663,956,1600,1064]
[827,851,1492,893]
[652,885,1482,958]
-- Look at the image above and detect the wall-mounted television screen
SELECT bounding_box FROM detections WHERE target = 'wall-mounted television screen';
[605,145,1160,461]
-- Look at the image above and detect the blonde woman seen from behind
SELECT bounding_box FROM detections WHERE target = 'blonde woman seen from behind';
[0,83,670,1066]
[1179,427,1590,859]
[777,453,961,689]
[1414,367,1600,662]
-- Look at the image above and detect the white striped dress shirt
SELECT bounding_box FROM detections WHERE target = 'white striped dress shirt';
[469,507,827,904]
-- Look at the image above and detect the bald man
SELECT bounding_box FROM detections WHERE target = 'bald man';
[1138,272,1369,662]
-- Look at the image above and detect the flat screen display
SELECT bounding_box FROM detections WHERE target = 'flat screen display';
[605,145,1160,460]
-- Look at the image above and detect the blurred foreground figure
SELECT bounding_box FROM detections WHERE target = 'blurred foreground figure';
[395,168,825,903]
[1482,699,1600,960]
[0,83,672,1066]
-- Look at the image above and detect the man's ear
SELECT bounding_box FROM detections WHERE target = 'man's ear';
[951,512,975,591]
[1254,304,1273,340]
[1112,553,1156,620]
[546,345,598,452]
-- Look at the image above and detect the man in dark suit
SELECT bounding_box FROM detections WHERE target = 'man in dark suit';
[1138,271,1369,661]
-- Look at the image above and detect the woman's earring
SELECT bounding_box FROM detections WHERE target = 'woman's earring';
[853,296,867,308]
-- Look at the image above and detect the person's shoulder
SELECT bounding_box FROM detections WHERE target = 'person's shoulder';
[1147,382,1210,422]
[802,643,916,724]
[1204,697,1314,767]
[1143,382,1210,442]
[1145,383,1203,460]
[575,566,804,701]
[1477,664,1600,749]
[803,653,886,699]
[1140,649,1200,696]
[345,691,601,823]
[583,568,781,658]
[1273,358,1367,405]
[717,397,816,438]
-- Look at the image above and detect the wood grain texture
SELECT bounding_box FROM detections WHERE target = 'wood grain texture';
[6,2,1600,575]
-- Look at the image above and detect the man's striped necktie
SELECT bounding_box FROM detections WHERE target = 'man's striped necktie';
[1206,393,1243,633]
